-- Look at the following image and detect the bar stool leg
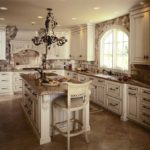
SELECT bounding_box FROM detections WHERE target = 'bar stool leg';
[67,110,70,150]
[52,104,55,137]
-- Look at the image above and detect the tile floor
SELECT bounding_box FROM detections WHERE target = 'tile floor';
[0,95,150,150]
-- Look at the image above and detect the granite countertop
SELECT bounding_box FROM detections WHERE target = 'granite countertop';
[67,69,150,89]
[21,74,80,96]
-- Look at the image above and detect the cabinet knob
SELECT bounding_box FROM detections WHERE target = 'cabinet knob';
[146,56,149,59]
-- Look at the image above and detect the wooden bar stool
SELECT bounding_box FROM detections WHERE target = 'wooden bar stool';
[52,81,92,150]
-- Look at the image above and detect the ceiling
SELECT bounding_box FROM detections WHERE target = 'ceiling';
[0,0,143,30]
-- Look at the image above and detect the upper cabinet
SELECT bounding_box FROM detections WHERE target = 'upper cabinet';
[47,32,70,60]
[70,23,95,61]
[130,6,150,64]
[11,40,45,54]
[0,26,6,60]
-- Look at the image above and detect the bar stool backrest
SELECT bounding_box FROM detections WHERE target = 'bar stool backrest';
[67,81,92,109]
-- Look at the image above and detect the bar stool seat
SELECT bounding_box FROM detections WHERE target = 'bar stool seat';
[52,81,92,150]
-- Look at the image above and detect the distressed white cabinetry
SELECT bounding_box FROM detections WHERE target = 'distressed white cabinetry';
[130,6,150,64]
[140,88,150,128]
[96,78,106,107]
[70,23,95,61]
[127,85,140,121]
[0,72,13,95]
[47,32,70,60]
[0,26,6,60]
[106,81,123,115]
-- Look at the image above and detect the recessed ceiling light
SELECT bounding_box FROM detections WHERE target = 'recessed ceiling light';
[0,7,8,10]
[31,22,36,25]
[0,18,5,21]
[72,18,77,20]
[37,16,43,19]
[140,1,145,5]
[93,7,100,10]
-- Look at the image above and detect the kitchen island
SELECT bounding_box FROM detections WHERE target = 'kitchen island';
[21,74,90,145]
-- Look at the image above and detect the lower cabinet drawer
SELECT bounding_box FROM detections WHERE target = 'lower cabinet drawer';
[106,95,122,115]
[14,85,22,92]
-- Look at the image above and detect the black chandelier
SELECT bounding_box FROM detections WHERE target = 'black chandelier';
[32,8,67,69]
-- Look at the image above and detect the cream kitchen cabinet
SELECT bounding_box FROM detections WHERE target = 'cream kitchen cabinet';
[22,80,40,134]
[127,85,140,121]
[70,30,80,59]
[140,88,150,128]
[47,33,70,60]
[89,77,97,103]
[96,78,106,107]
[0,72,13,95]
[130,6,150,64]
[70,23,95,61]
[0,26,6,60]
[11,41,31,53]
[106,81,123,115]
[13,72,23,93]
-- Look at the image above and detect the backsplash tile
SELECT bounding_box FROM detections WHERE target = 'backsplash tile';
[131,64,150,84]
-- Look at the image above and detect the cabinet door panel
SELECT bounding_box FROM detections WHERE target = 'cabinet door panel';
[97,85,105,106]
[90,84,97,103]
[130,10,150,64]
[127,93,138,120]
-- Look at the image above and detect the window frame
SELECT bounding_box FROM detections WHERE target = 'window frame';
[99,25,130,73]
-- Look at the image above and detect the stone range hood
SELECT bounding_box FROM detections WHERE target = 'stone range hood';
[13,49,42,70]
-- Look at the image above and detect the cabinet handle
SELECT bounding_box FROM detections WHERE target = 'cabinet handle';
[1,80,7,81]
[24,104,28,108]
[142,120,150,126]
[69,55,72,57]
[145,56,149,60]
[24,93,28,97]
[128,87,137,90]
[143,98,150,103]
[142,113,150,118]
[1,88,7,90]
[32,92,37,96]
[25,84,28,87]
[143,91,150,95]
[110,88,116,91]
[80,79,85,82]
[98,80,103,82]
[28,87,31,91]
[109,103,118,107]
[1,74,7,75]
[91,85,97,89]
[79,55,82,57]
[128,93,136,96]
[143,105,150,110]
[144,55,146,59]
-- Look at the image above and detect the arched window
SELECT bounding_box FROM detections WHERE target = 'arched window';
[100,28,129,71]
